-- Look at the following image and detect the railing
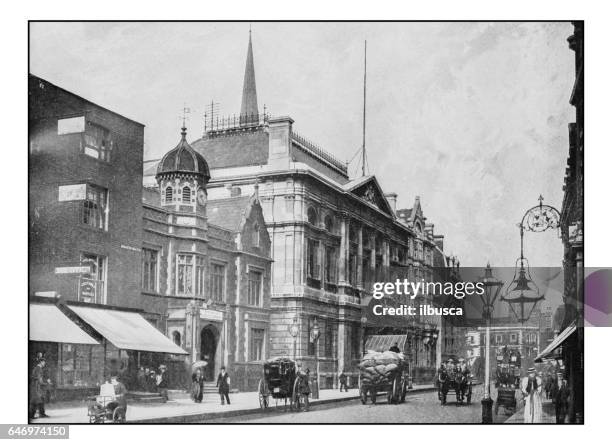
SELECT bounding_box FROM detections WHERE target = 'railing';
[204,112,269,134]
[290,130,348,174]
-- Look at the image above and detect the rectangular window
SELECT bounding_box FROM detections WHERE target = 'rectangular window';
[510,333,518,343]
[177,254,193,295]
[495,334,503,344]
[325,246,337,283]
[83,122,113,162]
[348,252,358,285]
[325,323,334,357]
[141,248,158,292]
[247,269,263,306]
[250,328,265,361]
[307,239,320,279]
[210,263,225,301]
[82,184,108,230]
[195,256,205,296]
[79,253,106,304]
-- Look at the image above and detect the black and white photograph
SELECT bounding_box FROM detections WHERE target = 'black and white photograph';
[1,4,605,435]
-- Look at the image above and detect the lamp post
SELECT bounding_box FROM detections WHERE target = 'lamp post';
[289,315,299,361]
[310,317,321,399]
[479,263,504,424]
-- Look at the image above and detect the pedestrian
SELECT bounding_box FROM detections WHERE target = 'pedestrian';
[191,368,204,403]
[29,357,49,419]
[552,373,570,424]
[137,367,146,392]
[156,364,169,402]
[520,367,543,423]
[216,366,231,405]
[297,368,311,411]
[338,370,348,392]
[107,373,128,415]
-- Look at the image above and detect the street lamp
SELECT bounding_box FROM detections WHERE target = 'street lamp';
[310,317,321,399]
[478,263,504,424]
[288,315,299,361]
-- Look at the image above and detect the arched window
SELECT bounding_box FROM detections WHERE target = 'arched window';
[165,186,173,202]
[307,207,318,226]
[172,331,181,346]
[182,186,191,203]
[324,215,334,232]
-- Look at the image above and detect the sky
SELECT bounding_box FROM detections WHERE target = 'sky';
[29,22,575,270]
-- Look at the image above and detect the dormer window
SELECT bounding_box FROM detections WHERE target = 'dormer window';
[182,186,191,203]
[165,186,173,202]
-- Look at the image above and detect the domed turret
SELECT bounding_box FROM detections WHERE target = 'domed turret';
[156,126,210,182]
[156,126,210,212]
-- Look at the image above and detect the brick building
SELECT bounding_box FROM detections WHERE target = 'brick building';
[29,74,273,396]
[29,74,185,398]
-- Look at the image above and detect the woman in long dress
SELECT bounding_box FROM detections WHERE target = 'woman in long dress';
[521,367,543,423]
[191,368,204,403]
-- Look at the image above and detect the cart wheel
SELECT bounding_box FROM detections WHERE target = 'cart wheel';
[112,407,126,423]
[258,379,269,410]
[400,376,407,403]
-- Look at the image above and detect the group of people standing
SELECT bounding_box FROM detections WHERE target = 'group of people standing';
[520,367,570,424]
[191,366,231,405]
[136,364,169,401]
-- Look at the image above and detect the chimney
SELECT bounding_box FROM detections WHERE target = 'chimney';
[385,192,397,213]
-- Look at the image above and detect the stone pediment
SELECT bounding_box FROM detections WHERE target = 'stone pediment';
[343,175,394,217]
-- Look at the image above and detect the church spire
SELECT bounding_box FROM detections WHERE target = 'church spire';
[240,28,259,125]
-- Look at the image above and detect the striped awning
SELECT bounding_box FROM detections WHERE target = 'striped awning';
[364,334,407,352]
[535,321,576,363]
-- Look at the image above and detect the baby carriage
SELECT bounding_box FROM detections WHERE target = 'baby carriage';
[87,382,127,423]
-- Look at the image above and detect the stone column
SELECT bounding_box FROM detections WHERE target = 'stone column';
[356,225,363,289]
[338,216,348,285]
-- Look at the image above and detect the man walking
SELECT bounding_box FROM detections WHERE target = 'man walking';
[338,371,348,392]
[216,366,231,405]
[156,364,169,402]
[552,373,570,424]
[29,358,49,419]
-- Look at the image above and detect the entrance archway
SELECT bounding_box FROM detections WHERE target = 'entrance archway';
[200,325,218,381]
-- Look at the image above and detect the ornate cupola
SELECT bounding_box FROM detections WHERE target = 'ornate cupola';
[156,125,210,214]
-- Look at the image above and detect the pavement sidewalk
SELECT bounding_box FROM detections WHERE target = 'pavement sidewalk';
[31,384,435,423]
[504,399,556,423]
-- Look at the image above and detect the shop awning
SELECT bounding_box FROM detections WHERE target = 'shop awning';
[30,303,98,345]
[535,321,577,363]
[364,334,407,352]
[68,305,187,355]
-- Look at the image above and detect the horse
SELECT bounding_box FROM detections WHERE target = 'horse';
[437,368,449,405]
[453,370,470,405]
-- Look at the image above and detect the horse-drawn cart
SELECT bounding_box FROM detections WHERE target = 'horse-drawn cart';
[257,357,309,411]
[358,350,409,405]
[437,362,472,406]
[493,348,521,415]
